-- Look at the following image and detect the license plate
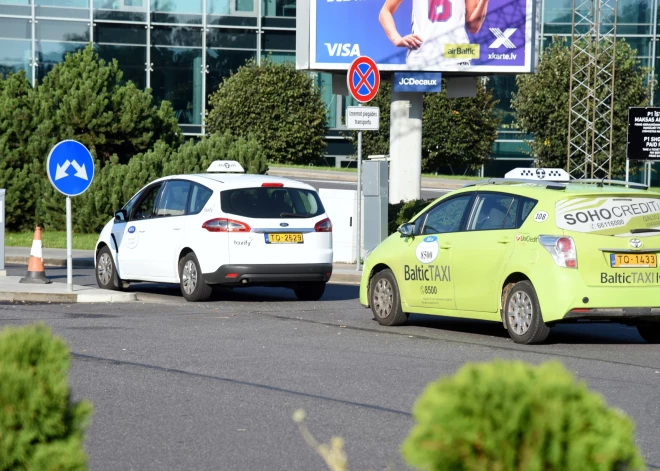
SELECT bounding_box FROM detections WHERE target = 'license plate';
[610,253,657,268]
[265,233,303,244]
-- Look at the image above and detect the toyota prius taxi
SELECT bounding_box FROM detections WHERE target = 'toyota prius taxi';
[360,168,660,344]
[94,161,333,302]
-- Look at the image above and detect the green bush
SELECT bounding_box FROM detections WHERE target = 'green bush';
[402,360,644,471]
[0,324,93,470]
[206,58,328,165]
[388,199,435,235]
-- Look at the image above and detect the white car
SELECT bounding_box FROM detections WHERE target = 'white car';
[94,161,333,302]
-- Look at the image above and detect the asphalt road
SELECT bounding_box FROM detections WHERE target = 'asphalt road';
[2,265,660,470]
[297,178,449,200]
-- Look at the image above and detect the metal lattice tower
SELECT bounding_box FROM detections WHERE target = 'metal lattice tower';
[566,0,618,179]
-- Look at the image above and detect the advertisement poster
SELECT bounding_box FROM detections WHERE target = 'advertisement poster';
[310,0,535,73]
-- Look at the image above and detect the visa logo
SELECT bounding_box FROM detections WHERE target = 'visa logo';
[324,43,361,57]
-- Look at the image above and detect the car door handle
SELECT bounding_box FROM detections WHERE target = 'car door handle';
[497,237,511,244]
[440,243,452,249]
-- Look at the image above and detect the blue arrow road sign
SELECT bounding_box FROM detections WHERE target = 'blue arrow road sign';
[47,140,95,197]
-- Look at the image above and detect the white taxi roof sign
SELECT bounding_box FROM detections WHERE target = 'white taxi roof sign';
[207,160,245,173]
[504,168,570,182]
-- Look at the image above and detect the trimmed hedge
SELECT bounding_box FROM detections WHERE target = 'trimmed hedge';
[388,199,435,235]
[0,324,93,470]
[402,360,644,471]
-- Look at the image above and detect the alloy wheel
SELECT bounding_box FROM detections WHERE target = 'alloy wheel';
[182,260,198,295]
[507,290,533,336]
[97,253,112,286]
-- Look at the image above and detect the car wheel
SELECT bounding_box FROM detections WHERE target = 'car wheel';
[96,246,123,291]
[294,282,326,301]
[636,324,660,343]
[370,269,408,326]
[179,253,212,302]
[504,281,550,344]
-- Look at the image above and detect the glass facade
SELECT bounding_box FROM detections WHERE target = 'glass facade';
[0,0,657,171]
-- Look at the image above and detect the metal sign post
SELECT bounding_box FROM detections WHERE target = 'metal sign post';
[347,56,380,269]
[46,140,95,292]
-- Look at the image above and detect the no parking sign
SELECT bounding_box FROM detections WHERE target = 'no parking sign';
[347,56,380,103]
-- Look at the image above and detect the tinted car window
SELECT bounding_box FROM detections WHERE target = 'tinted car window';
[520,198,538,223]
[188,184,213,215]
[221,187,324,219]
[467,193,517,231]
[421,195,472,234]
[131,184,162,220]
[156,180,191,217]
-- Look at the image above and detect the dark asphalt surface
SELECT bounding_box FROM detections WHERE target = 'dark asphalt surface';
[2,264,660,470]
[298,178,449,200]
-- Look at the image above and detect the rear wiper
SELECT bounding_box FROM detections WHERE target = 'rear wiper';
[279,212,309,218]
[630,228,660,234]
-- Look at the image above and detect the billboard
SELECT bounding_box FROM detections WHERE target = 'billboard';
[305,0,536,73]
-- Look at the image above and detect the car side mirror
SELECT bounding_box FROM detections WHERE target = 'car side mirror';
[398,223,414,238]
[114,209,128,223]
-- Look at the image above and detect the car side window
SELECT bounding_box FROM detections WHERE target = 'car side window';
[156,180,192,217]
[420,195,473,235]
[188,184,213,215]
[131,184,162,220]
[466,193,517,231]
[520,198,538,224]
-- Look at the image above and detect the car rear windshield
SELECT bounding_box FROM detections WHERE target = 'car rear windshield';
[220,187,325,219]
[556,196,660,235]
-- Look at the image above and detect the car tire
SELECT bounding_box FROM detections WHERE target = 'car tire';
[370,269,408,326]
[179,253,212,302]
[504,281,550,344]
[294,282,326,301]
[95,246,123,291]
[636,324,660,343]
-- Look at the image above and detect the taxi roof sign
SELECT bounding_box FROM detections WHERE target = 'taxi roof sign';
[207,161,245,173]
[505,168,571,182]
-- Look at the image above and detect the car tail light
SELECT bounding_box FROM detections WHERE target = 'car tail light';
[314,218,332,232]
[539,235,577,268]
[202,218,251,232]
[261,182,284,187]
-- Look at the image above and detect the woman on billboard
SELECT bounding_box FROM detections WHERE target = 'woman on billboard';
[379,0,489,67]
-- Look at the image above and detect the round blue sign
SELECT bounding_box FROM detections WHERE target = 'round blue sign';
[47,140,95,197]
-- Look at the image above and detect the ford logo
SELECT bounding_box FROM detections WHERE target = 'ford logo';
[280,222,289,227]
[128,226,136,234]
[629,238,643,249]
[423,236,437,242]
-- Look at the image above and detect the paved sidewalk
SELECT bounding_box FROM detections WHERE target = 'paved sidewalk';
[3,246,363,285]
[267,166,472,190]
[0,276,137,303]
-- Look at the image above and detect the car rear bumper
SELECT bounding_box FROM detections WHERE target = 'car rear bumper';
[564,307,660,320]
[203,263,333,285]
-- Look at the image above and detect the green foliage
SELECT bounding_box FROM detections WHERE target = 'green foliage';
[0,324,93,471]
[388,198,435,235]
[355,80,499,174]
[402,360,644,471]
[206,58,328,165]
[37,132,267,233]
[0,45,182,231]
[512,37,651,177]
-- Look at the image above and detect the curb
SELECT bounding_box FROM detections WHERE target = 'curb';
[330,272,362,284]
[0,291,137,303]
[5,256,94,268]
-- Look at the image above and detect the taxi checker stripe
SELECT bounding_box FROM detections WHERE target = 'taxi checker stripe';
[354,66,375,94]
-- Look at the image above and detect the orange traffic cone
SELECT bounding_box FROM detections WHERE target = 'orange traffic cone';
[19,227,51,284]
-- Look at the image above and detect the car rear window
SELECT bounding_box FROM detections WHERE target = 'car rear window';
[221,187,325,219]
[556,197,660,234]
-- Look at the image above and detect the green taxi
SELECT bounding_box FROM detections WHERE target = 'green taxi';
[359,169,660,344]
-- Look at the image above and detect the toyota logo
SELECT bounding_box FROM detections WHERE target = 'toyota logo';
[629,238,643,249]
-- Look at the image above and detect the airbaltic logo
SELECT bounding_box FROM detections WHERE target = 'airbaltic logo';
[489,28,516,48]
[324,43,361,57]
[398,77,438,86]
